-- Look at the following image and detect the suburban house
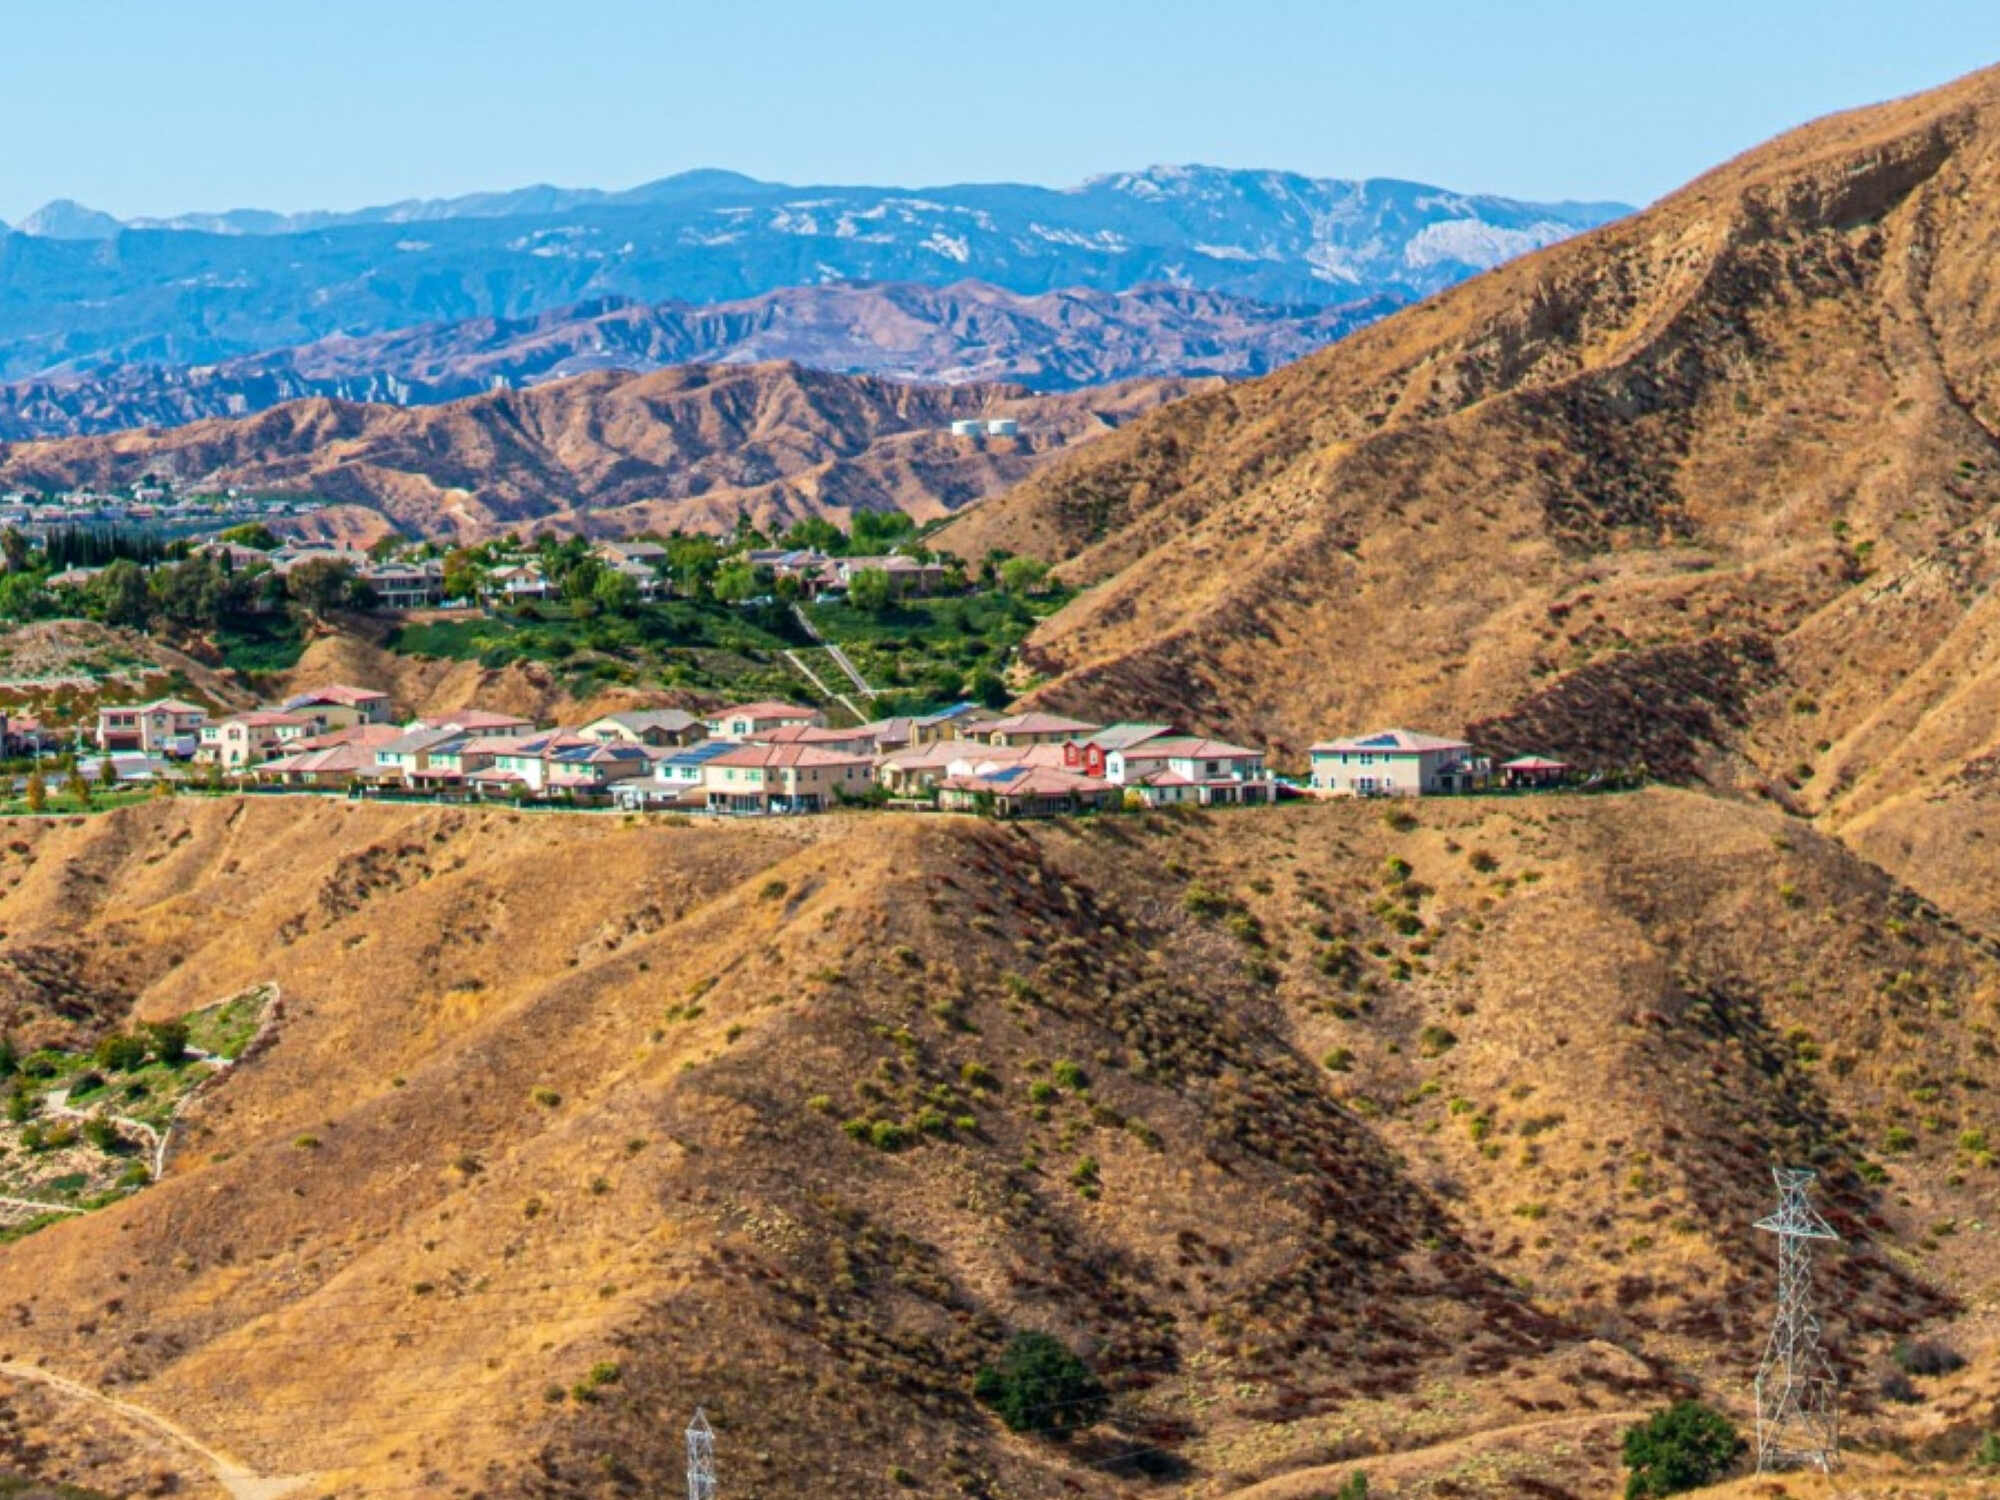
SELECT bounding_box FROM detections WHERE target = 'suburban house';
[96,698,208,755]
[910,704,1005,745]
[850,716,919,754]
[201,710,321,769]
[464,732,588,796]
[970,712,1101,748]
[705,701,824,740]
[1104,736,1275,806]
[412,710,538,739]
[251,725,405,788]
[875,741,980,796]
[369,726,468,785]
[745,723,881,756]
[406,737,505,792]
[937,765,1116,818]
[702,743,874,814]
[360,559,444,610]
[831,554,947,596]
[611,741,736,809]
[486,563,552,601]
[595,540,668,570]
[543,742,654,799]
[281,684,394,727]
[579,709,705,747]
[1065,723,1174,778]
[1308,729,1484,796]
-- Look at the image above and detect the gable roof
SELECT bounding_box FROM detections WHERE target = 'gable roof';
[1084,722,1176,751]
[587,708,701,734]
[707,700,818,721]
[1117,735,1263,760]
[285,683,390,709]
[981,712,1100,736]
[707,743,873,769]
[1308,728,1472,755]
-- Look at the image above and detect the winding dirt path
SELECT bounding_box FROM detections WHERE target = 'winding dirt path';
[0,1359,311,1500]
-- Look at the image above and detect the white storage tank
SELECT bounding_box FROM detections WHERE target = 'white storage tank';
[949,419,984,438]
[985,417,1020,437]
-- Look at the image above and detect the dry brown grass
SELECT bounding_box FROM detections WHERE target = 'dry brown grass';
[936,62,2000,934]
[0,792,1987,1494]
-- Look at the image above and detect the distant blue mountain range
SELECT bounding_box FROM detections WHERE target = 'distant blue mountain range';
[0,167,1628,380]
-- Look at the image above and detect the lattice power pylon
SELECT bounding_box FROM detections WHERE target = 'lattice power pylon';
[1752,1166,1840,1472]
[686,1407,717,1500]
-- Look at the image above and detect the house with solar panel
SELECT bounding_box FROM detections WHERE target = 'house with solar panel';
[1307,729,1487,796]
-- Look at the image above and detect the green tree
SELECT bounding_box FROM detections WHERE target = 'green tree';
[593,569,640,615]
[215,522,280,550]
[441,549,485,602]
[848,567,893,615]
[143,1018,190,1065]
[968,670,1010,710]
[1621,1402,1741,1499]
[93,559,153,628]
[23,771,45,814]
[712,563,757,604]
[286,558,360,619]
[972,1331,1108,1437]
[65,770,91,809]
[94,1033,148,1072]
[98,754,119,789]
[0,527,30,573]
[999,556,1049,596]
[0,572,52,622]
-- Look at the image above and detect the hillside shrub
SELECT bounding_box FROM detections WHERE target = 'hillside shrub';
[973,1331,1108,1436]
[1977,1433,2000,1468]
[1893,1338,1964,1377]
[1331,1475,1367,1500]
[1183,884,1232,919]
[93,1033,147,1072]
[1050,1060,1088,1090]
[1620,1401,1741,1498]
[143,1019,190,1064]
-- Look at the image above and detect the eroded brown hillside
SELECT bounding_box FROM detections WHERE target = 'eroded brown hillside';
[0,362,1210,542]
[938,62,2000,928]
[0,793,1991,1496]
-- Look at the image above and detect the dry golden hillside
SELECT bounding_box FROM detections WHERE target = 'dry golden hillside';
[0,362,1212,543]
[0,791,1992,1496]
[937,62,2000,927]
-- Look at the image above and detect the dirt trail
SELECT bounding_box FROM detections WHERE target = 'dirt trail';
[0,1359,311,1500]
[1217,1406,1647,1500]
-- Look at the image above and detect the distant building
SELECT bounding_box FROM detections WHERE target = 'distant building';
[949,419,985,438]
[97,699,209,756]
[985,418,1019,437]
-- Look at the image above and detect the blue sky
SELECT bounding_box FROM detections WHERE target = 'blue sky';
[3,0,1997,224]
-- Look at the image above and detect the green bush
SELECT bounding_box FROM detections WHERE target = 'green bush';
[1050,1060,1089,1090]
[972,1331,1108,1436]
[143,1019,190,1065]
[93,1034,148,1072]
[1621,1401,1741,1498]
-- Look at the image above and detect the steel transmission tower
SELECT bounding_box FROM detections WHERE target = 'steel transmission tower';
[686,1408,717,1500]
[1752,1166,1840,1472]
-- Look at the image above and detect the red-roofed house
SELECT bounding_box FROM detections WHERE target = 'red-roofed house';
[701,742,872,813]
[1105,736,1274,806]
[282,684,394,727]
[936,764,1117,818]
[199,710,320,770]
[96,699,208,754]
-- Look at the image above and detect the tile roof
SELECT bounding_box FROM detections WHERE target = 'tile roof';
[589,708,700,734]
[1308,728,1472,754]
[707,700,818,720]
[1118,736,1263,760]
[1084,722,1176,751]
[284,684,390,708]
[982,712,1101,736]
[708,743,874,769]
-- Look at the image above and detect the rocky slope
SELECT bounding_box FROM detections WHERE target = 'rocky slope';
[0,168,1626,377]
[939,61,2000,927]
[0,361,1210,540]
[0,791,1992,1497]
[0,282,1398,441]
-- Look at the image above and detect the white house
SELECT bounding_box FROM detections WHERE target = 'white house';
[1104,736,1275,806]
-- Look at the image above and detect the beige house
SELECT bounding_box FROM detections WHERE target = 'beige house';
[579,709,704,747]
[1308,729,1482,796]
[96,698,208,754]
[281,684,394,728]
[704,701,824,741]
[702,743,873,813]
[202,711,321,770]
[970,712,1100,748]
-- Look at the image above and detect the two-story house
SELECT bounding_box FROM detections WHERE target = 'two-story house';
[702,743,873,814]
[1308,729,1481,796]
[96,698,208,755]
